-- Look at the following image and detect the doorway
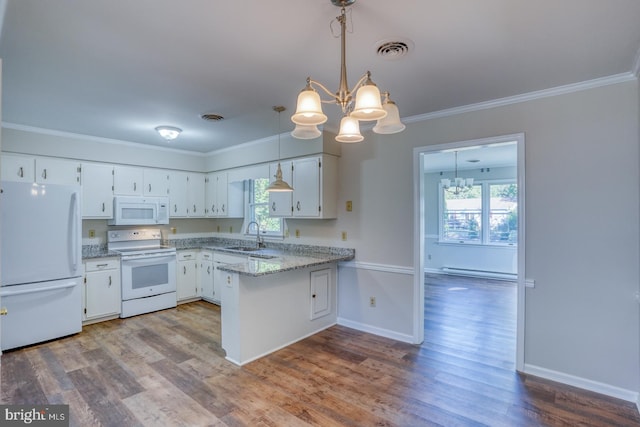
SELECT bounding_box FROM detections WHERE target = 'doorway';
[412,133,525,371]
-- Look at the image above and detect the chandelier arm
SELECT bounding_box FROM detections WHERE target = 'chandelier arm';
[308,79,342,102]
[348,72,371,97]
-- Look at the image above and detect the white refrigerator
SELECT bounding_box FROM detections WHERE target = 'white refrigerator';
[1,181,82,351]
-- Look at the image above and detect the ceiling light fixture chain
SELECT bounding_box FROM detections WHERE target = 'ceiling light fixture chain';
[291,0,405,142]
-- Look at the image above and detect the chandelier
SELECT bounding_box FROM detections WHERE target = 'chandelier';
[441,151,474,195]
[291,0,405,143]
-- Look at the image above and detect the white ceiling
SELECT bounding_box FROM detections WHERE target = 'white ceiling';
[423,142,517,173]
[1,0,639,154]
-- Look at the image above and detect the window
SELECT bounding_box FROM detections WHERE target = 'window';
[247,178,284,238]
[440,180,517,245]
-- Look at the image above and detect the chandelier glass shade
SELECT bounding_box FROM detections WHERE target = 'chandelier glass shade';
[291,123,322,139]
[291,0,404,142]
[441,151,474,195]
[372,93,406,134]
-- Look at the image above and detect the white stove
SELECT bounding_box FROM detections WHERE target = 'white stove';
[108,229,177,318]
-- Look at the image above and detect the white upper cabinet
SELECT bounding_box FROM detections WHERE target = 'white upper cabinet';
[81,163,114,218]
[187,173,205,217]
[168,171,189,217]
[169,171,205,217]
[268,161,293,217]
[36,157,81,185]
[269,155,337,219]
[143,168,170,197]
[113,166,143,195]
[206,172,244,218]
[1,154,34,182]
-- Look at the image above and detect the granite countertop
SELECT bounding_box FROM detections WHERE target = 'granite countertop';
[82,238,355,277]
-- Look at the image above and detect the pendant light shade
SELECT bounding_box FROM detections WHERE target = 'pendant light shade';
[266,162,294,192]
[335,115,364,143]
[291,86,327,126]
[351,80,387,121]
[267,106,294,193]
[373,94,405,134]
[291,124,322,140]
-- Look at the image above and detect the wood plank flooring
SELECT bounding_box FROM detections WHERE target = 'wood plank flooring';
[2,275,639,426]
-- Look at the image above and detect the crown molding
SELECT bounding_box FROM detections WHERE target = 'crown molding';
[1,122,205,156]
[403,72,637,125]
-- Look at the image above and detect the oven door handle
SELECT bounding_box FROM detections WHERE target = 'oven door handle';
[121,254,176,263]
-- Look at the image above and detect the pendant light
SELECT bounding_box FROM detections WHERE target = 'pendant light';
[267,106,294,192]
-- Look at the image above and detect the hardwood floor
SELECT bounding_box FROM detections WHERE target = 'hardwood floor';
[2,277,639,426]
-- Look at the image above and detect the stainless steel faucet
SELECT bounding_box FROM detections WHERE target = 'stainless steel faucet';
[246,221,262,248]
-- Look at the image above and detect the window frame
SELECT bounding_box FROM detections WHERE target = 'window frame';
[438,178,517,247]
[243,178,285,239]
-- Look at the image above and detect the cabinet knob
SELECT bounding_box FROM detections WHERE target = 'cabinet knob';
[18,167,23,178]
[134,182,137,191]
[272,202,276,211]
[102,202,105,212]
[148,184,152,192]
[296,201,301,211]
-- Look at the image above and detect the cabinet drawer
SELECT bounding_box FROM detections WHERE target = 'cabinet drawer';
[178,250,198,261]
[84,258,119,272]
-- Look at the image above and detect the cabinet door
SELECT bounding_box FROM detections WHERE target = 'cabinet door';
[268,161,293,217]
[187,173,205,217]
[215,172,228,217]
[85,268,121,320]
[143,169,170,196]
[113,166,143,195]
[81,163,114,218]
[35,158,80,185]
[177,258,198,301]
[168,171,189,217]
[292,157,320,217]
[200,252,215,302]
[1,154,34,182]
[310,268,331,320]
[205,172,217,217]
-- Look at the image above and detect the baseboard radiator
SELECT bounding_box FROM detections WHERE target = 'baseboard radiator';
[441,266,517,281]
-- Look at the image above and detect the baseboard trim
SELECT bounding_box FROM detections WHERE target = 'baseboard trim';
[337,317,414,344]
[524,363,639,403]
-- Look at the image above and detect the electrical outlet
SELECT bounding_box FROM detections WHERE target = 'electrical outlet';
[346,201,353,212]
[171,227,177,234]
[285,229,290,238]
[369,296,376,307]
[229,226,233,233]
[217,225,220,232]
[341,231,347,241]
[88,229,95,238]
[295,229,300,238]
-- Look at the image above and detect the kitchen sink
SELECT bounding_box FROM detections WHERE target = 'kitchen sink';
[224,246,261,252]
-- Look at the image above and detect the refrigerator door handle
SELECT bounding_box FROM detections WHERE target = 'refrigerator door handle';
[0,282,77,297]
[69,191,79,273]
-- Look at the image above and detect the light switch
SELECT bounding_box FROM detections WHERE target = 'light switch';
[346,201,353,212]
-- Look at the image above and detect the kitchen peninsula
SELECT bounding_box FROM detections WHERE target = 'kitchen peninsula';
[82,237,354,365]
[211,245,354,365]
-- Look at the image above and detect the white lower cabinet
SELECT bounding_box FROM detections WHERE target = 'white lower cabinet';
[200,251,218,304]
[83,258,121,323]
[177,250,199,302]
[310,268,332,320]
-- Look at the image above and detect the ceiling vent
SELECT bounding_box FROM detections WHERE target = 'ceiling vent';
[201,113,224,122]
[375,38,412,60]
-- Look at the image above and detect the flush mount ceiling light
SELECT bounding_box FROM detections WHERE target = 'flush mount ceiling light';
[155,126,182,142]
[291,0,405,143]
[267,106,294,192]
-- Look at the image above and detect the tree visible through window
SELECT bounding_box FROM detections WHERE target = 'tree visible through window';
[248,178,284,237]
[441,181,517,245]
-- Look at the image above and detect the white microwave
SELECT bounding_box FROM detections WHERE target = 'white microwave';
[108,196,170,225]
